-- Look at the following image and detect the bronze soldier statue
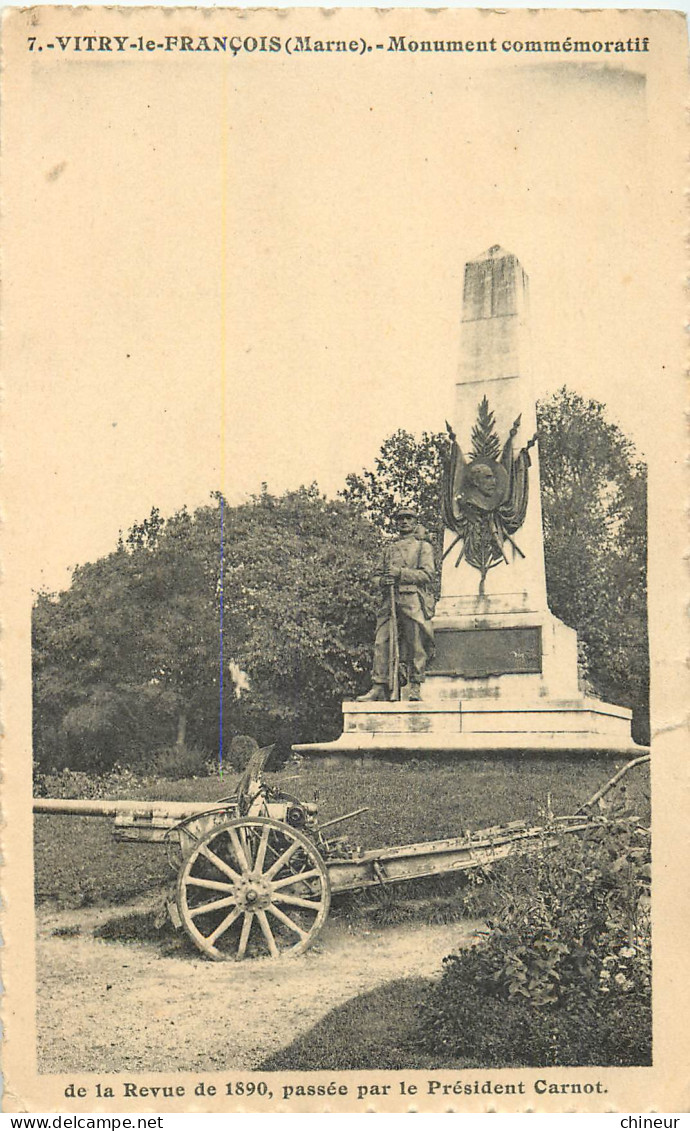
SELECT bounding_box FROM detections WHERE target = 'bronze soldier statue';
[358,506,435,703]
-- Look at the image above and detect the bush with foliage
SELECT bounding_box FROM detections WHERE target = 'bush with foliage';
[420,803,651,1066]
[33,764,152,800]
[148,745,213,780]
[537,389,648,743]
[32,488,381,772]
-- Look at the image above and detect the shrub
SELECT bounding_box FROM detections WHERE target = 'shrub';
[420,804,651,1067]
[148,745,213,780]
[33,764,148,799]
[422,955,650,1066]
[225,734,260,772]
[264,724,297,772]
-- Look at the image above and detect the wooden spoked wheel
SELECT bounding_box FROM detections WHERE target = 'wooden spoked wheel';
[176,816,331,961]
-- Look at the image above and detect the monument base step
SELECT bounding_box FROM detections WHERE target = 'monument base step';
[340,694,631,735]
[293,732,647,764]
[293,694,644,762]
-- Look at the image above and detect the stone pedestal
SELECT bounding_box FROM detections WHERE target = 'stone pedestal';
[295,247,644,763]
[294,695,637,763]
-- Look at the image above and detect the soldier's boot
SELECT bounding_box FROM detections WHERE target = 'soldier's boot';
[408,683,422,702]
[356,683,389,702]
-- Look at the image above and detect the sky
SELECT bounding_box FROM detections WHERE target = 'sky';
[4,8,682,593]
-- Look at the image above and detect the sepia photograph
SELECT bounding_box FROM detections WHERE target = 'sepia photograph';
[2,5,687,1114]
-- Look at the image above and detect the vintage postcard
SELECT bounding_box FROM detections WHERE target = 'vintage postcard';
[2,5,688,1115]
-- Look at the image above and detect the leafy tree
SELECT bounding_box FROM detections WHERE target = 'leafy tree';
[33,489,381,770]
[341,429,449,564]
[33,505,223,769]
[219,485,381,746]
[537,389,648,742]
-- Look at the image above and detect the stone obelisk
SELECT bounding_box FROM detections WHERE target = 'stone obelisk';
[296,247,643,760]
[426,244,577,700]
[439,245,546,614]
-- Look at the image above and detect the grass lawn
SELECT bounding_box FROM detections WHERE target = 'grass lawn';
[34,755,649,910]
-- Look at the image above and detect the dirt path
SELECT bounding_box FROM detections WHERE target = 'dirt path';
[36,899,480,1074]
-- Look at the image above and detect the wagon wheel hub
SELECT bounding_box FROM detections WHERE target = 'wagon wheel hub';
[235,880,271,911]
[176,816,331,962]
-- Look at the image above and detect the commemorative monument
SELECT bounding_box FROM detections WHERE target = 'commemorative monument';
[296,246,641,760]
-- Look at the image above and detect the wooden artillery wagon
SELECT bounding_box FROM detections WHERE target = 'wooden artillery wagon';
[34,750,649,964]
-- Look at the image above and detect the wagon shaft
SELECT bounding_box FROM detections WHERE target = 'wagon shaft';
[325,819,592,894]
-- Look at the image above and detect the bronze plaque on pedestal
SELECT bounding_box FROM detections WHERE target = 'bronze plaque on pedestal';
[428,626,542,678]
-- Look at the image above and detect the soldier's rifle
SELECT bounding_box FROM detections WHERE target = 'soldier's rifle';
[385,544,400,701]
